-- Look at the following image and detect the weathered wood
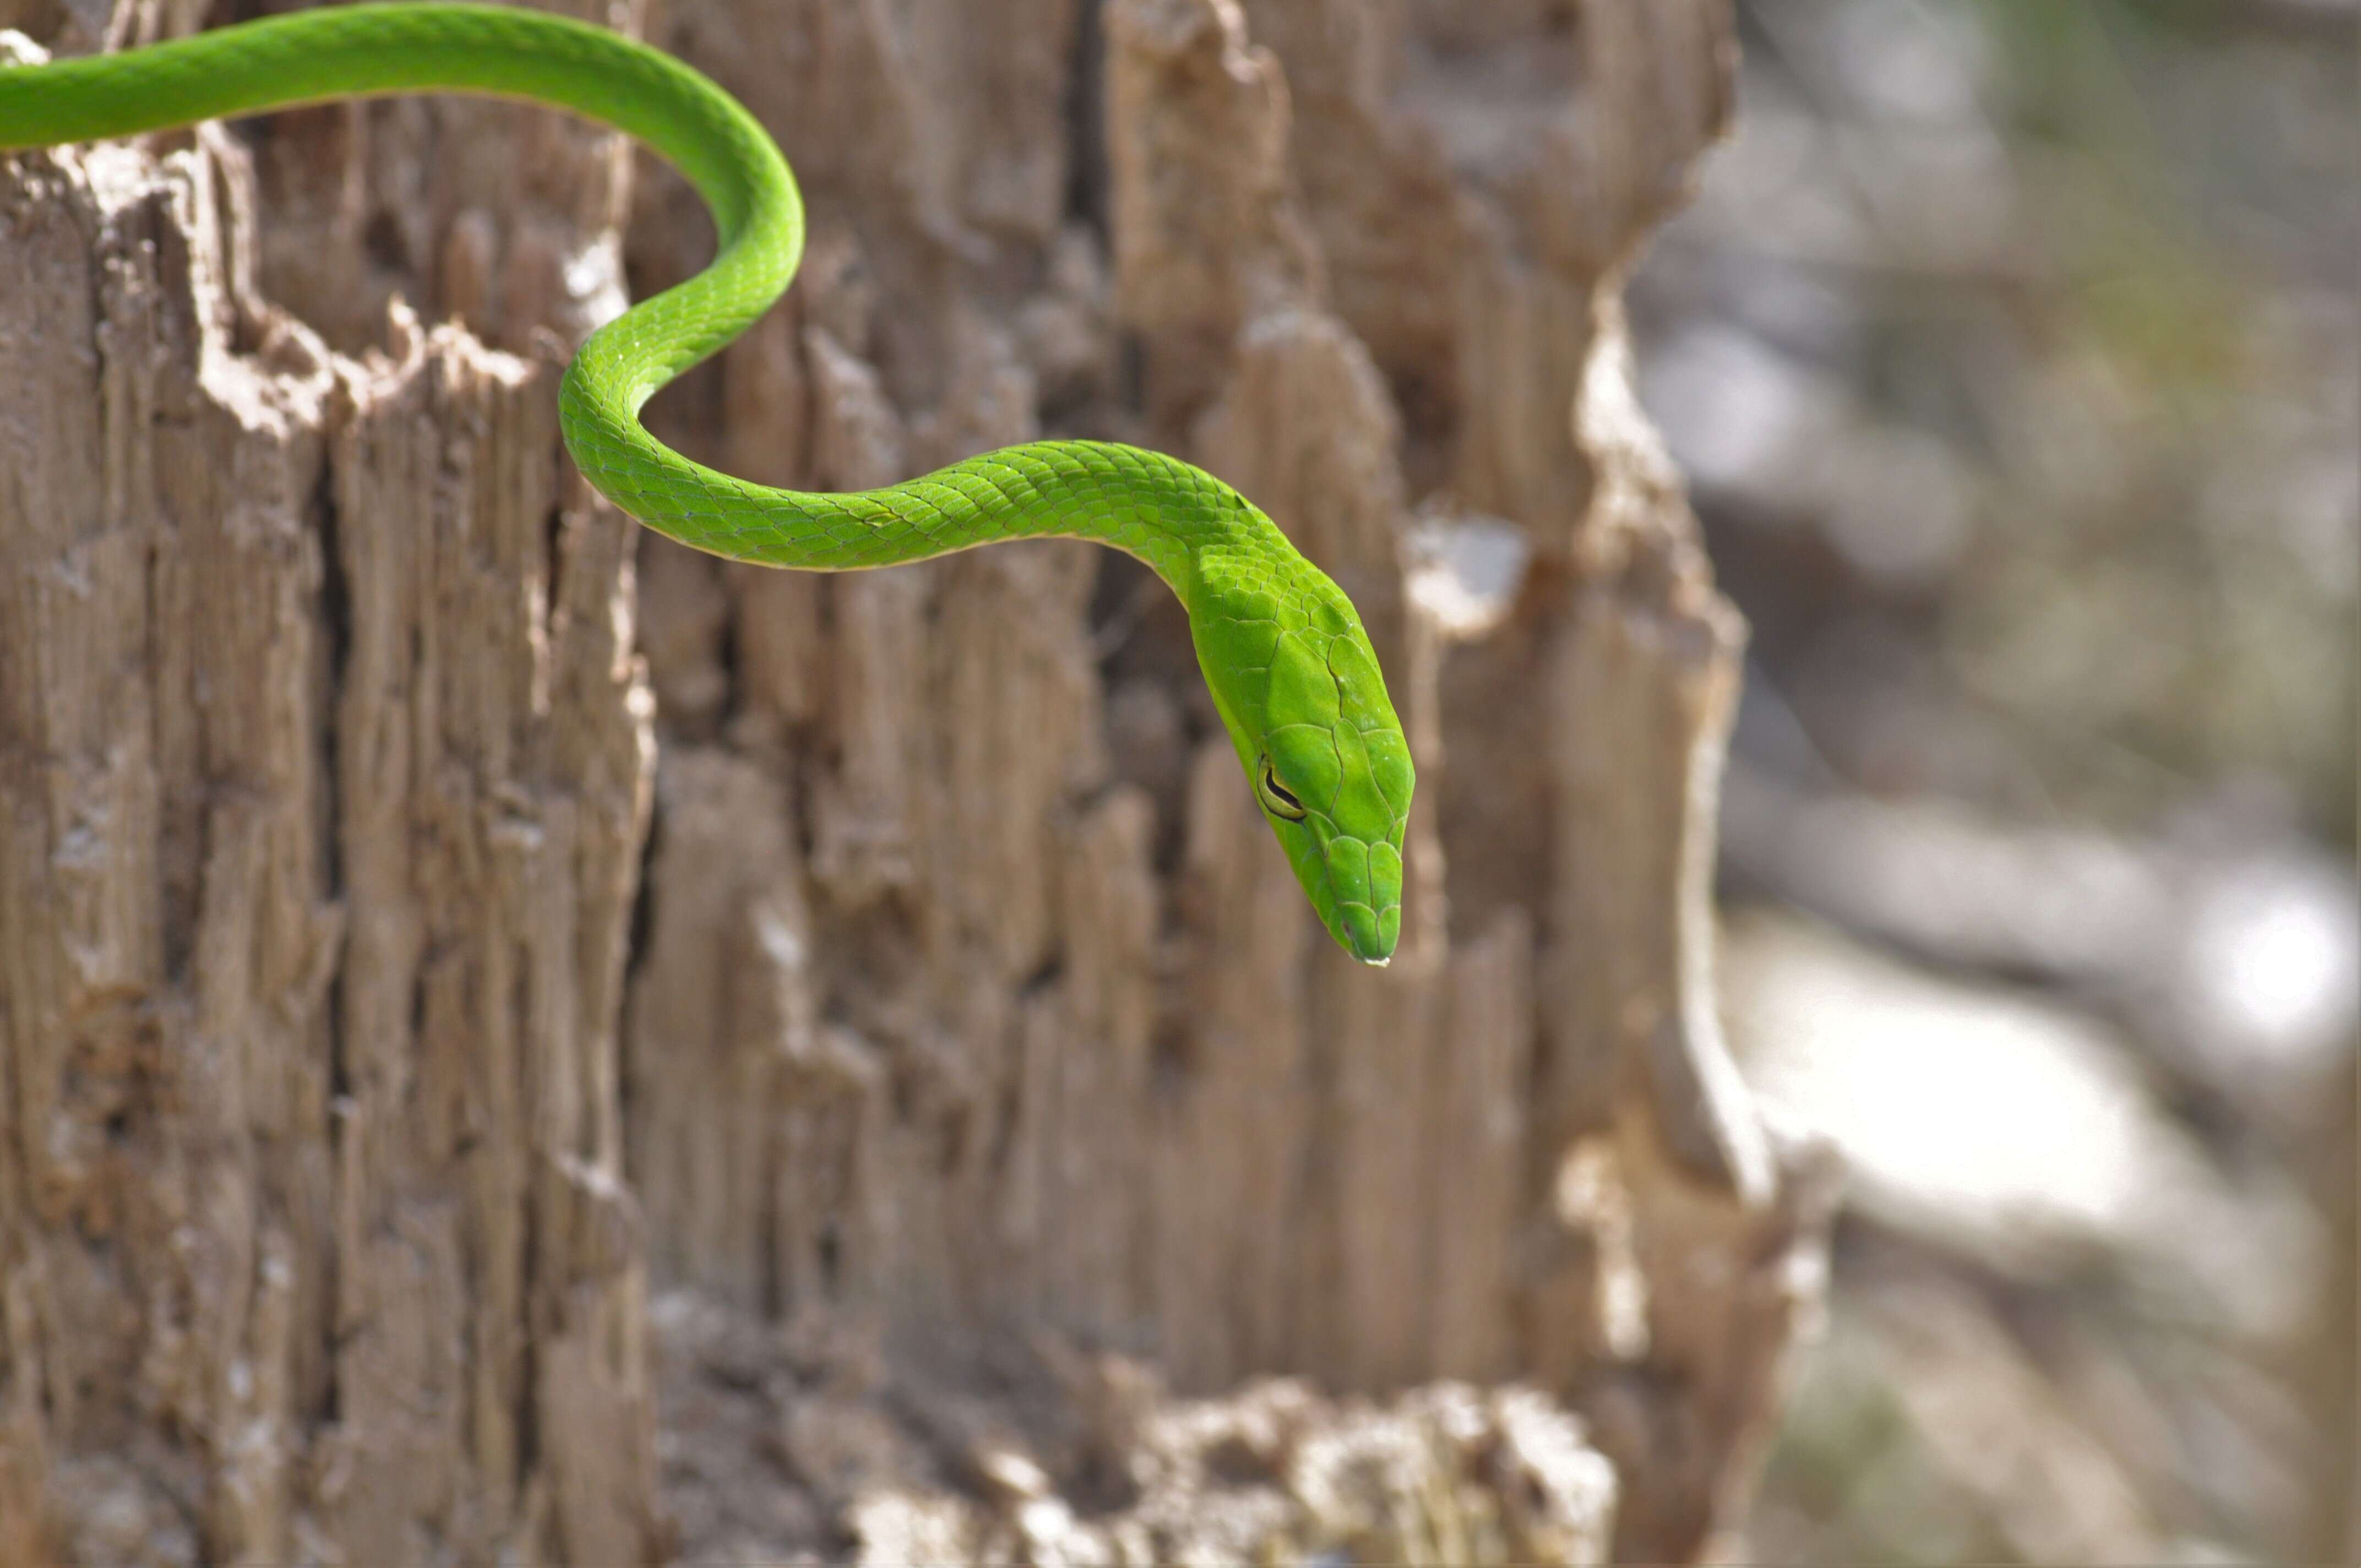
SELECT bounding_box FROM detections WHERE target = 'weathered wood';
[0,11,659,1555]
[0,0,1831,1561]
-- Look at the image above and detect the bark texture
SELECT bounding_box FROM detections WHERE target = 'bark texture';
[0,0,1832,1562]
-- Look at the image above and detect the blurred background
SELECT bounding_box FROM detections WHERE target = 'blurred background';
[1627,1,2357,1561]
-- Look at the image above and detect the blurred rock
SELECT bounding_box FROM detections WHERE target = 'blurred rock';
[1721,769,2360,1128]
[1720,907,2341,1562]
[1752,1282,2167,1567]
[1718,909,2324,1341]
[1721,766,2176,978]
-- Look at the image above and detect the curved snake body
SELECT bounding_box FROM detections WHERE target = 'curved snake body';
[0,2,1411,963]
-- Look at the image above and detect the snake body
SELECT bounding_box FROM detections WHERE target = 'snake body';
[1,3,1411,963]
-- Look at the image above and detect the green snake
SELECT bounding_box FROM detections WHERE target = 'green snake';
[1,2,1411,963]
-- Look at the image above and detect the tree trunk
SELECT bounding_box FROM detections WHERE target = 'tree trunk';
[0,1,1834,1562]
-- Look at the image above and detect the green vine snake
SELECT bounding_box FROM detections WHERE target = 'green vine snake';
[1,2,1412,963]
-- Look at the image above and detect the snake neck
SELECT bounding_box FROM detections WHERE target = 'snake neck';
[557,375,1253,601]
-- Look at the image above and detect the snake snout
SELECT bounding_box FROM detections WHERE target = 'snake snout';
[1337,901,1392,966]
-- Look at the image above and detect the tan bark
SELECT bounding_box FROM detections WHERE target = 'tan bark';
[0,1,1831,1562]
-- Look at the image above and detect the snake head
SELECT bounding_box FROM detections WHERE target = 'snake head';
[1192,553,1414,966]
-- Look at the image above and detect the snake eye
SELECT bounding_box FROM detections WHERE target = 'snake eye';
[1256,754,1307,821]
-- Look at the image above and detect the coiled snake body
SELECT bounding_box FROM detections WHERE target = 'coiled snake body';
[0,2,1411,963]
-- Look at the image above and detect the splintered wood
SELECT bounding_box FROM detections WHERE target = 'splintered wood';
[0,1,1832,1563]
